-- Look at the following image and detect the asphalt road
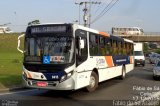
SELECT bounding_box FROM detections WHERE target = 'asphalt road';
[0,62,160,106]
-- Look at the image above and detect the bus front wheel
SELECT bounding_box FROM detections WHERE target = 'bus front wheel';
[86,71,98,92]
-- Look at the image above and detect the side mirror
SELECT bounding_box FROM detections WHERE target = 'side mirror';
[80,39,84,49]
[17,34,25,53]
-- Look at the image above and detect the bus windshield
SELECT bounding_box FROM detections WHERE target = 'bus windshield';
[25,35,74,64]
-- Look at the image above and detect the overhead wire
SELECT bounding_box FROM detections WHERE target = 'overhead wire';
[100,0,119,17]
[94,2,105,14]
[91,0,119,24]
[89,0,102,24]
[91,0,115,23]
[89,0,97,9]
[74,0,119,26]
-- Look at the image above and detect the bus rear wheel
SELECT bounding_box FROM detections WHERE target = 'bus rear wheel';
[86,71,98,92]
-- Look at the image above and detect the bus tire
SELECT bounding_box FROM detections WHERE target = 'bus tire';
[86,71,98,92]
[120,66,126,80]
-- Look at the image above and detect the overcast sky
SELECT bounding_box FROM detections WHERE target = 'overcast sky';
[0,0,159,32]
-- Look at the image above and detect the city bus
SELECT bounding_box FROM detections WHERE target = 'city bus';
[17,23,134,92]
[112,27,144,36]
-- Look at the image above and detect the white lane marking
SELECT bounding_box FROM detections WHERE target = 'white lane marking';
[0,89,38,96]
[127,91,160,106]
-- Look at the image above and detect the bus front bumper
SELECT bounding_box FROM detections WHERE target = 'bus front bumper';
[22,76,75,90]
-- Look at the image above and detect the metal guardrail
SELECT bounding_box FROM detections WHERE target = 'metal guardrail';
[144,32,160,35]
[106,31,160,36]
[121,35,160,42]
[105,31,160,42]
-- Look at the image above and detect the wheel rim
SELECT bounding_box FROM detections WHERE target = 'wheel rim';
[89,76,96,88]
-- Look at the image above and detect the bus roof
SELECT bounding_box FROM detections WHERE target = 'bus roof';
[123,38,134,43]
[110,34,124,42]
[28,23,133,43]
[28,23,68,26]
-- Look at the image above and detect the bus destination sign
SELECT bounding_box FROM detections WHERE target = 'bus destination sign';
[31,26,67,34]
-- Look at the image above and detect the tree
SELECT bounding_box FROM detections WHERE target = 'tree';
[143,43,149,54]
[28,20,40,26]
[155,49,160,54]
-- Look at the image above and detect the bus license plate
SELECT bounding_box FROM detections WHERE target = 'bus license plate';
[37,82,47,87]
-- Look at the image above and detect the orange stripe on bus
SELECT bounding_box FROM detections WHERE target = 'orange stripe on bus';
[105,56,114,67]
[27,72,32,78]
[130,56,133,64]
[99,31,110,37]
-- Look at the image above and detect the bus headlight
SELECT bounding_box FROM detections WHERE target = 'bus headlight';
[60,71,73,83]
[23,72,27,81]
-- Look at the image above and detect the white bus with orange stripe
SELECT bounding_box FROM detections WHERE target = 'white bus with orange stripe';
[18,23,134,92]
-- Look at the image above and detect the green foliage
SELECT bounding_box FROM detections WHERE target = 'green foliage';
[155,49,160,54]
[143,43,149,53]
[28,20,40,26]
[0,34,23,88]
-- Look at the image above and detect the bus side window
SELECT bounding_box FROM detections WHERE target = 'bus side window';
[113,40,118,55]
[80,37,87,56]
[126,43,131,55]
[116,41,118,54]
[75,29,88,65]
[89,33,98,56]
[120,42,124,55]
[99,36,105,56]
[105,38,110,55]
[129,43,134,55]
[110,39,113,55]
[123,43,127,55]
[118,41,122,55]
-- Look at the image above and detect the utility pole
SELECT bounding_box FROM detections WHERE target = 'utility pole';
[83,2,88,27]
[75,1,101,27]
